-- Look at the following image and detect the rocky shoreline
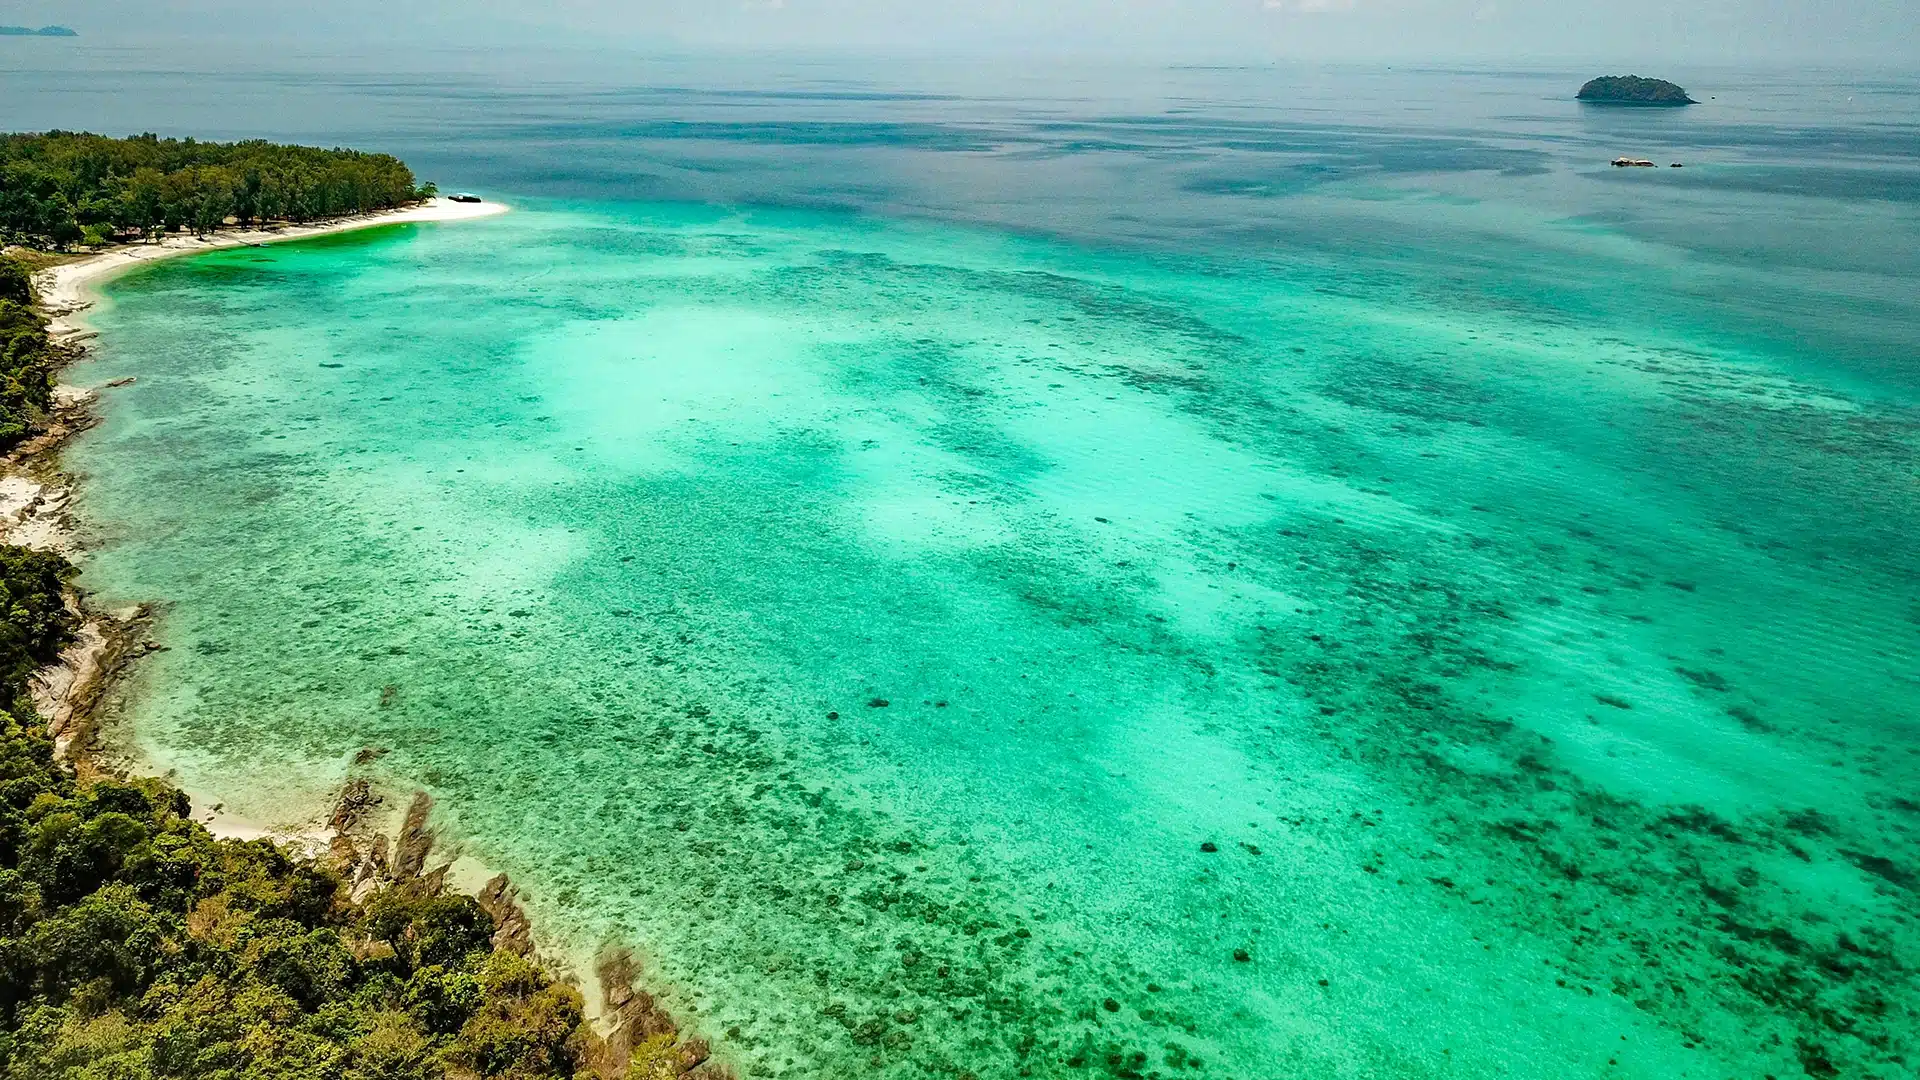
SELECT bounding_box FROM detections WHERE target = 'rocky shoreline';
[324,782,718,1078]
[6,219,734,1080]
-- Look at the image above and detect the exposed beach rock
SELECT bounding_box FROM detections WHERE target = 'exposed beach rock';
[0,333,164,770]
[393,789,436,878]
[677,1038,712,1072]
[327,777,386,873]
[476,872,536,956]
[330,776,380,833]
[313,783,727,1078]
[29,604,153,760]
[4,388,94,466]
[591,949,731,1079]
[418,862,450,894]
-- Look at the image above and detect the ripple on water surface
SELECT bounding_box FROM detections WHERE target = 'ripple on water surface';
[72,204,1920,1079]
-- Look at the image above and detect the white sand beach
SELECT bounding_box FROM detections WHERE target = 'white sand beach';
[35,196,509,344]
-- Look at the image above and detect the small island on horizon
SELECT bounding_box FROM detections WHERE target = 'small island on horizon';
[0,24,78,36]
[1577,75,1697,106]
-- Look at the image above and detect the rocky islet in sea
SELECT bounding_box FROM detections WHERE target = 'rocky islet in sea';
[1577,75,1698,105]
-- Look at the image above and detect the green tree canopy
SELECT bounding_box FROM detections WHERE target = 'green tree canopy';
[1,132,433,248]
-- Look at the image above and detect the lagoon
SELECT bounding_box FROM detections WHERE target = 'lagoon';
[30,52,1920,1078]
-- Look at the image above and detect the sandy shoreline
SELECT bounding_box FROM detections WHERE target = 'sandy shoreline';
[10,196,512,832]
[5,195,716,1074]
[8,195,721,1065]
[36,196,509,345]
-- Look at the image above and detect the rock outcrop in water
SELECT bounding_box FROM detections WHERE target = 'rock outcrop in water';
[594,950,732,1079]
[1577,75,1697,106]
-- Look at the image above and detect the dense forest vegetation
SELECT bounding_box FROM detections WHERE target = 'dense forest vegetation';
[0,539,600,1078]
[0,255,57,448]
[0,132,433,248]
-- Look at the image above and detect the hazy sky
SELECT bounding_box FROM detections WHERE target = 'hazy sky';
[5,0,1916,62]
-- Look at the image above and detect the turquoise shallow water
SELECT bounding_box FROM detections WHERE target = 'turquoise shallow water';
[22,51,1919,1080]
[70,198,1920,1079]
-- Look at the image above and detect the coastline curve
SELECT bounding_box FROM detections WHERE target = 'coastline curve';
[35,196,510,346]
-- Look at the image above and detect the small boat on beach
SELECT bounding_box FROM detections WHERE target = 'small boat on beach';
[449,192,483,203]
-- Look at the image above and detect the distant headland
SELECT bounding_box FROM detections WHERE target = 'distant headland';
[0,24,77,36]
[1577,75,1696,106]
